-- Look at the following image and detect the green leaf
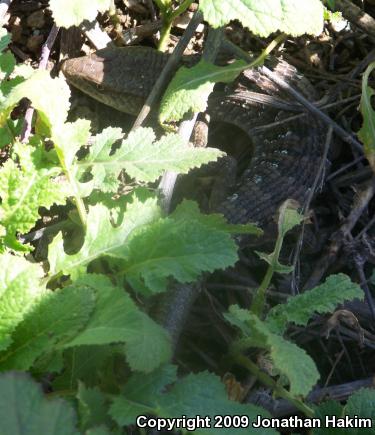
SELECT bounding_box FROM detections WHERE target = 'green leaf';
[53,119,91,170]
[122,200,241,294]
[344,389,375,435]
[0,125,13,148]
[77,126,124,194]
[0,118,22,149]
[323,7,343,24]
[52,119,93,199]
[33,350,65,374]
[255,251,293,274]
[11,64,34,81]
[109,364,178,425]
[49,0,112,27]
[172,200,261,236]
[0,372,79,435]
[266,274,364,334]
[63,275,172,372]
[0,29,11,53]
[158,373,276,435]
[313,389,375,435]
[277,199,304,237]
[77,382,112,431]
[110,368,276,434]
[78,126,224,186]
[358,61,375,172]
[160,59,247,123]
[53,345,124,390]
[48,193,162,278]
[0,52,16,80]
[0,142,66,251]
[86,427,113,435]
[0,254,45,352]
[312,400,343,435]
[226,306,319,397]
[199,0,324,36]
[158,372,275,435]
[0,70,70,134]
[254,200,303,275]
[0,285,95,371]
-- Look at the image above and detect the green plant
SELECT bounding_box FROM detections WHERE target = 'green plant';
[0,1,367,433]
[153,0,195,50]
[358,61,375,172]
[225,203,363,416]
[313,388,375,435]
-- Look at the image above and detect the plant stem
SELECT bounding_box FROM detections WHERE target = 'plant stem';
[158,19,173,51]
[158,0,195,51]
[108,0,116,15]
[153,0,169,13]
[170,0,194,21]
[251,233,284,316]
[132,9,203,129]
[66,170,87,228]
[235,354,315,417]
[21,24,60,143]
[226,33,287,77]
[55,148,88,228]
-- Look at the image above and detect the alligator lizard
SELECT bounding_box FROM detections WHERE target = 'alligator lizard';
[62,46,325,349]
[61,46,324,228]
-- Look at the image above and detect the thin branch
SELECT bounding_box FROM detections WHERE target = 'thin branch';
[236,354,315,417]
[260,66,363,153]
[158,27,224,212]
[222,38,364,154]
[291,127,333,294]
[304,178,375,290]
[21,24,60,143]
[155,28,224,353]
[131,9,203,130]
[247,377,374,417]
[354,256,375,321]
[335,0,375,41]
[251,94,360,135]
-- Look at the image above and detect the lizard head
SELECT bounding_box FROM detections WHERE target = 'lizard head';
[61,46,168,115]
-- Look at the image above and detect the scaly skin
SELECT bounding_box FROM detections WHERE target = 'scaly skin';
[62,46,324,227]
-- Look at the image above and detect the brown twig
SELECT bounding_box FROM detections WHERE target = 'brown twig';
[222,38,364,154]
[155,28,224,353]
[158,26,223,212]
[304,179,375,290]
[291,127,333,294]
[260,65,363,153]
[251,94,360,135]
[247,377,375,417]
[20,24,60,143]
[354,255,375,321]
[131,9,203,130]
[122,20,162,45]
[335,0,375,41]
[326,156,366,182]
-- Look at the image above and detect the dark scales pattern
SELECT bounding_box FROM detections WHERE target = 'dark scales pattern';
[62,47,324,228]
[208,60,324,226]
[62,46,170,115]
